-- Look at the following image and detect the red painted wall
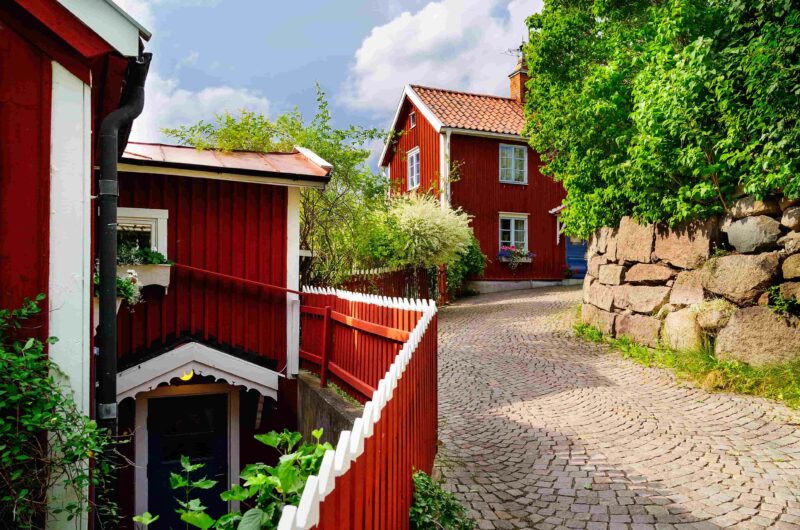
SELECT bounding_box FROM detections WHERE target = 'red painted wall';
[386,99,440,196]
[0,21,51,324]
[450,134,565,280]
[117,173,289,370]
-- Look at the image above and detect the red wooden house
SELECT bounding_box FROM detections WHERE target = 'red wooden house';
[113,143,332,526]
[379,59,585,292]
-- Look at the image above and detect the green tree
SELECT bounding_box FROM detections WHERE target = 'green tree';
[165,87,385,285]
[524,0,800,239]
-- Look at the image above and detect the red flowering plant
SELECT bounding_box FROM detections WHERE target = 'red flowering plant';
[497,245,535,270]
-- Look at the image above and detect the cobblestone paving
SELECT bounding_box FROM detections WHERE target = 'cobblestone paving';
[436,286,800,530]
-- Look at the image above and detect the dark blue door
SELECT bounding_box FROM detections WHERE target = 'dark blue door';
[565,237,588,279]
[148,393,228,529]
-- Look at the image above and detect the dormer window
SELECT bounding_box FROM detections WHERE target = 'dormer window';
[409,111,417,129]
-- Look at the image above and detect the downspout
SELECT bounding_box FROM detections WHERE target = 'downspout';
[96,52,151,434]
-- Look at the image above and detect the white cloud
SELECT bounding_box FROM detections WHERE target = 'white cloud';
[341,0,543,116]
[130,72,270,142]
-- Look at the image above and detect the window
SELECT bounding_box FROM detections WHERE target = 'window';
[118,207,169,256]
[407,147,421,190]
[499,214,528,250]
[499,144,527,184]
[409,111,417,129]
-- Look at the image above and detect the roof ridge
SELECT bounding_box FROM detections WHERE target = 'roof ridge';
[409,84,520,103]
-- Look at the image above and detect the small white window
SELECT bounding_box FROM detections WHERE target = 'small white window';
[499,144,528,184]
[409,111,417,129]
[499,214,528,250]
[118,207,169,257]
[407,147,421,190]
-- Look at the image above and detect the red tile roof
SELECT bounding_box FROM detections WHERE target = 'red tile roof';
[121,142,332,182]
[410,85,525,135]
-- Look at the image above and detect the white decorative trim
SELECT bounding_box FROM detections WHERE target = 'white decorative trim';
[294,146,333,171]
[117,163,328,190]
[499,213,529,251]
[498,211,530,217]
[444,127,525,141]
[117,342,280,401]
[47,61,93,530]
[57,0,150,56]
[379,85,444,167]
[134,383,241,520]
[439,132,448,208]
[118,207,169,256]
[286,187,301,377]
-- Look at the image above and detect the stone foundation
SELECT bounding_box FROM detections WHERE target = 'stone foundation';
[582,196,800,367]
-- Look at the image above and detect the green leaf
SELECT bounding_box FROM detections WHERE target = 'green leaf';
[192,478,218,490]
[236,508,264,530]
[220,484,254,502]
[181,511,216,530]
[133,512,160,526]
[170,472,188,490]
[254,431,281,448]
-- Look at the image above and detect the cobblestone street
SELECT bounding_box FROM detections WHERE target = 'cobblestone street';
[437,286,800,530]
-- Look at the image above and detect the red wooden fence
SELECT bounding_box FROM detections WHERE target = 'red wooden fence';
[283,287,439,530]
[340,266,448,305]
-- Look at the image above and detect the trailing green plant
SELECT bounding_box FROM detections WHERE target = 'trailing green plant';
[524,0,800,238]
[766,286,800,318]
[93,269,143,306]
[446,235,487,297]
[0,295,118,528]
[136,429,332,530]
[574,321,800,408]
[409,471,474,530]
[117,235,171,265]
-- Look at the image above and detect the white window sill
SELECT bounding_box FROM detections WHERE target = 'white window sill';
[499,180,528,186]
[117,263,172,289]
[498,256,532,263]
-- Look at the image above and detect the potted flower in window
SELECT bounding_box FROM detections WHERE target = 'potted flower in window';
[116,233,172,290]
[497,245,535,270]
[92,269,143,329]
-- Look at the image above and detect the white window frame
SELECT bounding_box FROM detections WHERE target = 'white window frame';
[407,147,421,190]
[499,212,529,251]
[409,111,417,129]
[499,144,528,184]
[118,207,169,257]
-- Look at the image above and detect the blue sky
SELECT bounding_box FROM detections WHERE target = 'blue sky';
[121,0,542,154]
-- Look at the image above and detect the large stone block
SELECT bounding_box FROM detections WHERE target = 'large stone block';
[587,281,614,311]
[587,255,608,277]
[625,263,676,284]
[654,218,719,269]
[780,197,799,211]
[616,216,654,263]
[701,253,779,305]
[598,264,625,285]
[613,285,671,314]
[605,228,618,261]
[781,207,800,231]
[581,303,616,335]
[729,196,781,219]
[783,254,800,280]
[779,231,800,254]
[778,281,800,300]
[662,308,704,351]
[722,215,782,253]
[693,299,736,332]
[669,270,705,305]
[615,313,661,348]
[716,306,800,366]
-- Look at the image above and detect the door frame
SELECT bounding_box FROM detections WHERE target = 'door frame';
[134,383,240,517]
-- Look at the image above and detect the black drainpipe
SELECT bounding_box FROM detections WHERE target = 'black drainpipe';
[95,51,151,525]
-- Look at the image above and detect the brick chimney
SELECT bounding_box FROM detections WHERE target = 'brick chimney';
[509,55,529,105]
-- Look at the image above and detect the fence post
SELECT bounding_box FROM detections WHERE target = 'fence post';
[320,305,332,388]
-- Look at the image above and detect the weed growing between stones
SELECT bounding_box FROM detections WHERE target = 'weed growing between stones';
[574,322,800,408]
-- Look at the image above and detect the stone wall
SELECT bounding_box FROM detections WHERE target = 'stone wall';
[297,372,362,445]
[581,196,800,366]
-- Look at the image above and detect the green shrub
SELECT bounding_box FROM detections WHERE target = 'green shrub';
[446,235,487,296]
[409,471,474,530]
[0,295,117,527]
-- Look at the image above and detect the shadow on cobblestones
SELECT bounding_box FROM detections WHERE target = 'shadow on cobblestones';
[436,287,800,530]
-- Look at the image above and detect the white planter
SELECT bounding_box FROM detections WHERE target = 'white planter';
[93,297,123,336]
[117,264,172,289]
[498,257,533,264]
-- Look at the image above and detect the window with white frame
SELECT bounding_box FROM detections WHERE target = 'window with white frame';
[499,144,527,184]
[118,207,169,257]
[499,214,528,250]
[409,111,417,129]
[407,147,421,190]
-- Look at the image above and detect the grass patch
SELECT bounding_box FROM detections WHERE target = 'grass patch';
[574,322,800,409]
[328,381,364,408]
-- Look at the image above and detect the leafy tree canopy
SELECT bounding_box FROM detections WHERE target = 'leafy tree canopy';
[524,0,800,238]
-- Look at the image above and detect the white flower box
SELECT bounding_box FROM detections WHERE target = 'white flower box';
[498,256,533,264]
[117,264,172,289]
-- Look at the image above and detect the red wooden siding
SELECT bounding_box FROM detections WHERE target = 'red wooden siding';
[450,134,566,280]
[386,99,440,196]
[0,21,51,321]
[117,172,288,370]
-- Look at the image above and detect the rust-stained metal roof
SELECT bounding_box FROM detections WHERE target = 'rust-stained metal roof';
[121,142,332,183]
[410,85,525,135]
